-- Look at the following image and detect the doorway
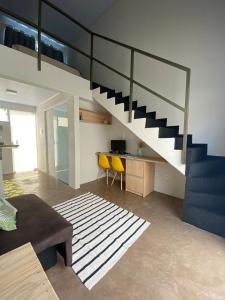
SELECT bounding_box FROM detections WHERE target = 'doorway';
[10,110,37,173]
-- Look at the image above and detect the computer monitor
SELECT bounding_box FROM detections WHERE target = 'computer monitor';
[111,140,126,154]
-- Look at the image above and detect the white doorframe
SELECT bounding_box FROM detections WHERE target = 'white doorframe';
[42,95,79,188]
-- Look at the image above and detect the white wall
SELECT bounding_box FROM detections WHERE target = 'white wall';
[80,121,110,184]
[75,0,225,157]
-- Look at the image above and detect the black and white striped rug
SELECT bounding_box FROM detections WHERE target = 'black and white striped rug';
[53,192,150,289]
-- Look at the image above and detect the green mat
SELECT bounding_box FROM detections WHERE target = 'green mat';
[3,179,24,198]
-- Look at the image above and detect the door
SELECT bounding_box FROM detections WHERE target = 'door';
[53,103,69,184]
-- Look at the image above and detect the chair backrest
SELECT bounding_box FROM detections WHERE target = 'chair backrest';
[98,153,110,169]
[111,156,124,172]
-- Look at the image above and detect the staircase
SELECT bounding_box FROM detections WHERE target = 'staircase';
[92,82,225,238]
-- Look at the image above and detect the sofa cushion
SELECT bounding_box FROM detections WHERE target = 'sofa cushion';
[0,197,17,231]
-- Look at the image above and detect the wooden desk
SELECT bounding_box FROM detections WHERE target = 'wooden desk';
[98,153,166,197]
[0,243,58,300]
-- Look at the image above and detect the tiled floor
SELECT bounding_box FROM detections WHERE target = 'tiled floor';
[6,171,225,300]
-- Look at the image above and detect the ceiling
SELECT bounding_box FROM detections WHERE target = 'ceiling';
[0,77,58,107]
[0,0,117,41]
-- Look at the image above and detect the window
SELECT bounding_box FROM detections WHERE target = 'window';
[0,108,9,122]
[58,117,68,127]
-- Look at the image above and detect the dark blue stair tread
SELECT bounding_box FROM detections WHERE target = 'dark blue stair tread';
[115,95,129,104]
[206,155,225,161]
[191,174,225,179]
[107,90,116,98]
[158,126,179,138]
[115,92,123,98]
[188,144,208,149]
[174,134,192,150]
[135,106,146,112]
[188,157,225,177]
[100,86,114,94]
[184,202,225,217]
[186,174,225,194]
[176,134,192,139]
[124,101,138,111]
[134,106,147,119]
[185,191,225,211]
[183,205,225,238]
[91,82,100,90]
[146,112,156,119]
[145,118,167,128]
[186,145,208,165]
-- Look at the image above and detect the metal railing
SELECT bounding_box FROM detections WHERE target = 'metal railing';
[0,0,191,163]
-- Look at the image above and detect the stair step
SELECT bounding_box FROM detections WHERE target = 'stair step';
[115,92,123,99]
[159,126,179,138]
[185,191,225,211]
[186,174,225,194]
[107,89,116,98]
[174,134,192,150]
[145,118,167,128]
[100,86,114,94]
[186,144,208,165]
[91,82,100,90]
[134,106,146,119]
[206,155,225,161]
[115,95,129,105]
[188,157,225,177]
[182,204,225,238]
[124,100,138,111]
[146,112,156,119]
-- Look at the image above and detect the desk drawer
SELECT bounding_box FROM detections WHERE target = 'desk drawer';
[126,174,143,196]
[126,159,144,177]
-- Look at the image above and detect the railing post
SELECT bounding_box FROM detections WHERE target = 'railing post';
[182,69,191,164]
[37,0,42,71]
[90,33,94,89]
[129,49,134,122]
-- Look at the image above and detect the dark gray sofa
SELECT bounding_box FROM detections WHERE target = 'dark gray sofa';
[0,194,73,269]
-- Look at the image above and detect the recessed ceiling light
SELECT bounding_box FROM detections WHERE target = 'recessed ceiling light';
[6,89,18,95]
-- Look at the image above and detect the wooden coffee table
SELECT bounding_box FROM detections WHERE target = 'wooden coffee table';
[0,243,58,300]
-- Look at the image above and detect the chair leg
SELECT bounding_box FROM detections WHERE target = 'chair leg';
[106,169,109,185]
[111,172,117,186]
[97,168,102,181]
[120,173,123,190]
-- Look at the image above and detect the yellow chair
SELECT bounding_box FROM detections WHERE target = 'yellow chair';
[111,156,125,190]
[98,153,111,185]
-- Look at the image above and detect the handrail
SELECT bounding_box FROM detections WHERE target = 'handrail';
[133,80,185,112]
[37,0,42,71]
[0,4,91,60]
[0,1,190,163]
[93,57,185,112]
[42,0,190,73]
[93,32,190,72]
[93,57,130,81]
